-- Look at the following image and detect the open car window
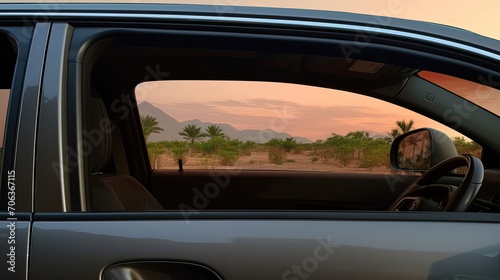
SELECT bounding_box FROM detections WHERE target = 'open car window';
[79,30,495,213]
[136,80,481,173]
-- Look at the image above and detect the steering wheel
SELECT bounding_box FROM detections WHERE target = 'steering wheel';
[389,154,484,212]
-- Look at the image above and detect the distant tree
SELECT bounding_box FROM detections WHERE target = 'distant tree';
[282,137,297,153]
[140,115,164,141]
[179,124,207,144]
[386,128,401,143]
[205,125,226,138]
[396,119,415,134]
[346,130,370,140]
[386,119,415,144]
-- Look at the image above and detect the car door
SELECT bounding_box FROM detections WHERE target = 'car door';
[0,20,49,280]
[26,4,500,280]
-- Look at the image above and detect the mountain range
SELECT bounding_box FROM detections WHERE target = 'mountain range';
[138,102,314,143]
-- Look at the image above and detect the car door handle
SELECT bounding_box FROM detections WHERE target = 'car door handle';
[103,261,222,280]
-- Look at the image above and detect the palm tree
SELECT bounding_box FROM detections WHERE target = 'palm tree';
[396,119,414,134]
[346,130,370,139]
[140,115,164,141]
[205,125,225,138]
[406,134,421,159]
[386,128,400,143]
[179,124,207,144]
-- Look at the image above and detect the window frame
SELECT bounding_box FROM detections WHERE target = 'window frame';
[63,16,500,216]
[0,24,39,213]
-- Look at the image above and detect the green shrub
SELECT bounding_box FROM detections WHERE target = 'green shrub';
[335,144,355,167]
[266,138,283,147]
[311,156,319,163]
[217,149,239,166]
[147,142,167,169]
[317,147,336,163]
[169,141,190,164]
[359,142,390,169]
[292,144,305,154]
[282,137,297,153]
[199,136,242,165]
[268,147,287,165]
[266,137,298,153]
[200,136,227,155]
[240,141,256,156]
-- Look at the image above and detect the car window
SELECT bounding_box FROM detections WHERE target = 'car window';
[79,30,492,213]
[136,80,480,173]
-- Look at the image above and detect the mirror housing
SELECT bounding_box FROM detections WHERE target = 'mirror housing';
[390,128,458,172]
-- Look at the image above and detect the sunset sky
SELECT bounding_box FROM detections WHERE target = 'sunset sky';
[127,0,500,141]
[135,78,499,141]
[1,1,499,145]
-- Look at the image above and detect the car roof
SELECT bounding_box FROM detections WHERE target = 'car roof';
[1,3,499,56]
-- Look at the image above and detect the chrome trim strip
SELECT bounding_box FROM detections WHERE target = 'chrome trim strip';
[55,23,72,212]
[75,65,87,212]
[1,12,499,61]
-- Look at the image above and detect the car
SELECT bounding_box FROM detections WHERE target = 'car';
[0,2,499,280]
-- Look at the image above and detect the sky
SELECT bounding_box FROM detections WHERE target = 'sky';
[136,80,493,141]
[2,0,499,144]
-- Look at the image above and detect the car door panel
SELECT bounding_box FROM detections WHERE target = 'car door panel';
[30,216,500,280]
[0,220,30,280]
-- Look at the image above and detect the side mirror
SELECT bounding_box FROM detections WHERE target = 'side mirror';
[390,128,458,172]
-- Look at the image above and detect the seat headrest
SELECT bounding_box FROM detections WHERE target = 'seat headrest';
[87,92,113,173]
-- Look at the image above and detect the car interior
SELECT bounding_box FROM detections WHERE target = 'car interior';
[66,29,500,213]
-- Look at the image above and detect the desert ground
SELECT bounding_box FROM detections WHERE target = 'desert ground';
[156,151,393,174]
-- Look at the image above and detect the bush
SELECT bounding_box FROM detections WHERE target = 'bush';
[147,142,167,169]
[266,137,298,153]
[266,138,284,148]
[292,144,305,154]
[268,147,287,165]
[240,141,256,156]
[199,137,242,165]
[359,142,390,169]
[169,141,190,164]
[317,147,336,163]
[217,149,239,166]
[335,144,354,167]
[200,136,227,155]
[282,137,297,153]
[311,156,319,163]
